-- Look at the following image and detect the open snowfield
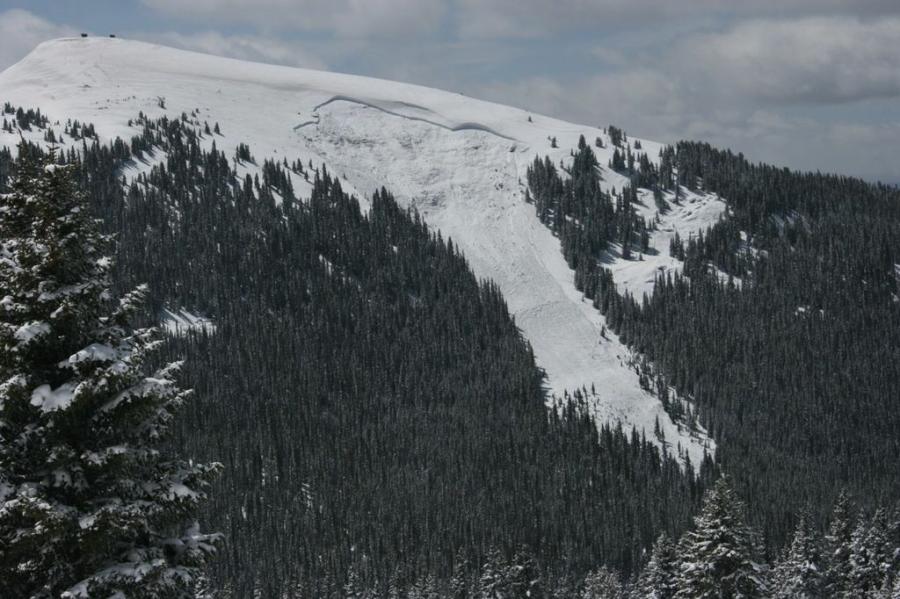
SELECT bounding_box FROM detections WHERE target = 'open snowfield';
[0,37,723,462]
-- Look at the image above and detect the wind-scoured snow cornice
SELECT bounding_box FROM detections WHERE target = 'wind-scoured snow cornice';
[2,36,583,145]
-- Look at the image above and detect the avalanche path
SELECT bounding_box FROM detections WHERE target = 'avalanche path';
[0,37,718,463]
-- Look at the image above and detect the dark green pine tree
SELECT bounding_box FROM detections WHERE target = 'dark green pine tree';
[824,491,856,597]
[634,533,678,599]
[477,547,507,598]
[0,148,221,598]
[579,565,625,598]
[407,574,441,599]
[449,549,472,599]
[847,508,893,596]
[771,511,824,598]
[675,477,768,598]
[477,547,546,598]
[506,546,544,598]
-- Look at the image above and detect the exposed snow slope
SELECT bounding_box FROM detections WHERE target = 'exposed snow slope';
[0,37,720,462]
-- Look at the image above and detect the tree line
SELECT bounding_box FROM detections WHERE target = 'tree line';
[526,134,900,561]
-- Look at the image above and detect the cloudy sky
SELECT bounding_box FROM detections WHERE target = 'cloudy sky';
[2,1,900,182]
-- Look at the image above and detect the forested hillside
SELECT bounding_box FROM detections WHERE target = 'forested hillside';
[0,108,714,597]
[526,136,900,552]
[2,29,900,598]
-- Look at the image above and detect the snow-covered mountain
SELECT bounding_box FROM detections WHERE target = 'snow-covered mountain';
[0,37,723,463]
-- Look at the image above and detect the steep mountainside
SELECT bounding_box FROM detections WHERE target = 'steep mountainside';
[3,36,900,597]
[0,37,721,463]
[0,97,712,597]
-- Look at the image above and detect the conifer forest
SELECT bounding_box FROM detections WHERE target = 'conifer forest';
[0,32,899,597]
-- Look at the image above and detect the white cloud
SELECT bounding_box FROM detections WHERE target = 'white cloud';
[471,70,683,141]
[142,31,327,69]
[675,16,900,104]
[0,9,79,71]
[454,0,900,39]
[469,35,900,181]
[455,0,683,39]
[137,0,900,41]
[826,121,900,145]
[140,0,446,38]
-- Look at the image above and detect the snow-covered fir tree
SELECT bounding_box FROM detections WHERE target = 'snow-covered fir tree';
[472,546,545,598]
[507,545,544,598]
[449,549,472,599]
[634,533,678,599]
[771,510,824,598]
[407,573,441,599]
[477,547,508,598]
[674,477,768,598]
[580,565,625,599]
[385,570,404,599]
[825,491,857,597]
[0,147,221,598]
[847,508,894,596]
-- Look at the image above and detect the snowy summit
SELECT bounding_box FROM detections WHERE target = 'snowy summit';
[0,36,722,462]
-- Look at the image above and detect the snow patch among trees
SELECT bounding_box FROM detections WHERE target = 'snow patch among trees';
[161,308,215,336]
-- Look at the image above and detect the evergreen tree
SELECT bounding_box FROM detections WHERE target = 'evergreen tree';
[771,511,824,598]
[343,566,369,599]
[477,547,507,598]
[825,492,856,596]
[634,533,678,599]
[474,546,544,598]
[408,573,441,599]
[507,546,544,598]
[0,148,220,597]
[848,509,894,596]
[580,565,624,598]
[608,126,623,148]
[675,477,768,598]
[547,571,578,599]
[450,550,472,599]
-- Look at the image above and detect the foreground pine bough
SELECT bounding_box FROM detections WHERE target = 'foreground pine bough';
[0,147,220,597]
